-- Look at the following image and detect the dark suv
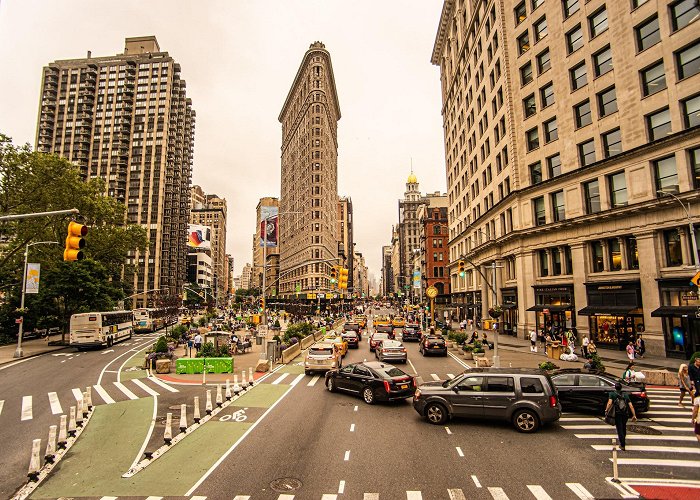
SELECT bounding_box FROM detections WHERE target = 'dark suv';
[413,368,561,433]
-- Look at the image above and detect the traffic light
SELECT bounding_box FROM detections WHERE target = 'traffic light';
[330,266,338,284]
[259,297,265,312]
[64,221,88,261]
[458,260,466,277]
[338,267,349,289]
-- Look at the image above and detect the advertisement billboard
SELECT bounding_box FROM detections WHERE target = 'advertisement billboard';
[25,263,40,294]
[259,206,278,247]
[187,224,211,250]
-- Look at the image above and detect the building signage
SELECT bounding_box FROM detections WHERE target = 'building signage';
[259,206,278,247]
[597,285,622,290]
[534,286,572,293]
[187,224,211,250]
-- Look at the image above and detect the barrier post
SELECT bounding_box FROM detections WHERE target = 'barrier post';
[216,384,223,407]
[75,398,84,427]
[179,403,187,433]
[85,387,93,410]
[233,373,241,395]
[68,406,77,437]
[57,415,68,449]
[193,396,201,424]
[205,390,213,415]
[249,367,254,386]
[241,370,248,389]
[611,438,620,482]
[82,391,89,418]
[27,439,42,481]
[164,412,172,445]
[225,379,232,401]
[45,425,57,463]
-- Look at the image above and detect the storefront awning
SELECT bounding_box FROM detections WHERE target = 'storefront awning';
[526,305,572,312]
[578,306,636,316]
[651,306,700,317]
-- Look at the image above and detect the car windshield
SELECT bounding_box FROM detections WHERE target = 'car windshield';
[376,366,407,378]
[309,347,333,356]
[342,332,357,338]
[373,333,389,340]
[382,340,402,348]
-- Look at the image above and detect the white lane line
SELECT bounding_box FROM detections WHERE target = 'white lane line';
[132,378,160,397]
[430,373,440,381]
[21,396,32,421]
[445,426,452,435]
[354,405,358,412]
[575,434,696,441]
[364,494,379,500]
[147,376,179,392]
[189,496,206,500]
[272,373,290,385]
[560,416,600,421]
[612,458,700,468]
[527,485,553,500]
[0,400,4,416]
[472,475,482,488]
[97,338,153,385]
[488,487,509,500]
[48,392,63,414]
[448,488,466,500]
[456,446,464,457]
[113,381,138,400]
[447,373,455,379]
[93,384,115,404]
[407,492,423,500]
[72,388,83,401]
[594,444,699,453]
[145,497,163,500]
[344,450,350,461]
[278,496,295,500]
[307,375,320,386]
[407,358,418,375]
[232,497,251,500]
[338,479,345,493]
[566,483,594,500]
[289,374,305,386]
[100,497,118,500]
[350,423,355,432]
[321,495,337,500]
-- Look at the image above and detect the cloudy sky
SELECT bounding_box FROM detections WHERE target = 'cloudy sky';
[0,0,446,281]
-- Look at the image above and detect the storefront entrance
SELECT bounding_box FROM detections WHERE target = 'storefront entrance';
[579,282,644,351]
[501,287,517,337]
[651,279,700,359]
[527,286,575,339]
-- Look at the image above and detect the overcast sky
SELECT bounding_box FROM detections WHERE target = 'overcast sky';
[0,0,446,281]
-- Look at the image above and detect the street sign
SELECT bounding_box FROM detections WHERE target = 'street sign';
[317,293,325,299]
[692,271,700,287]
[15,318,23,324]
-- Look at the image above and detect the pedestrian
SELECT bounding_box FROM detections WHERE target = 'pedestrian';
[635,335,645,358]
[194,332,202,352]
[605,382,637,451]
[692,390,700,443]
[530,330,537,353]
[679,364,693,408]
[582,335,590,358]
[622,362,636,383]
[626,341,635,361]
[689,357,700,394]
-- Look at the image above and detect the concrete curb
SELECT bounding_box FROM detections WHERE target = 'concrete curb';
[0,345,72,368]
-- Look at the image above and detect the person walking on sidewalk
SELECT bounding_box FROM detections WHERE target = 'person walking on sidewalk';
[606,382,637,451]
[194,332,202,352]
[679,364,693,407]
[582,335,590,358]
[530,330,537,353]
[689,357,700,395]
[626,341,635,361]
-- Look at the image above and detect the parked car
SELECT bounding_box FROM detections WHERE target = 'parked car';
[304,342,342,375]
[551,370,649,415]
[401,325,422,342]
[369,331,392,352]
[341,331,360,349]
[325,361,416,404]
[419,335,447,356]
[413,368,561,433]
[375,339,408,363]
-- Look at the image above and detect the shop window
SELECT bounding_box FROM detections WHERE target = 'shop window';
[664,229,683,267]
[530,161,543,184]
[646,107,671,141]
[654,155,679,192]
[609,238,622,271]
[552,248,562,275]
[551,190,565,221]
[602,128,622,158]
[563,0,580,18]
[593,45,613,76]
[533,196,546,226]
[591,241,604,272]
[690,147,700,189]
[548,154,562,178]
[566,25,583,55]
[608,171,628,207]
[676,41,700,80]
[584,179,601,214]
[627,236,639,269]
[539,249,549,276]
[540,82,555,107]
[640,61,666,96]
[670,0,699,32]
[635,15,660,52]
[682,94,700,129]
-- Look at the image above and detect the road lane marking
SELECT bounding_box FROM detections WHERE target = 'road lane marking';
[289,374,305,386]
[593,444,700,453]
[72,388,83,401]
[232,497,251,500]
[145,497,163,500]
[98,338,153,385]
[363,494,379,500]
[48,392,63,414]
[350,423,355,432]
[566,483,594,500]
[612,458,700,467]
[445,426,452,434]
[93,384,115,404]
[488,487,509,499]
[447,373,455,379]
[456,446,464,457]
[0,400,3,416]
[448,489,466,500]
[132,378,160,397]
[321,495,337,500]
[147,376,179,392]
[338,480,345,493]
[471,475,482,488]
[354,405,358,412]
[21,396,32,421]
[527,485,553,500]
[190,497,206,500]
[430,373,440,381]
[407,492,423,500]
[407,359,418,374]
[344,450,350,461]
[575,434,696,441]
[272,373,289,385]
[100,497,118,500]
[278,496,295,500]
[113,382,138,400]
[307,375,320,386]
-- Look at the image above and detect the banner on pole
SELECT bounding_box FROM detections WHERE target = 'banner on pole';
[25,263,40,294]
[412,270,421,289]
[259,206,279,247]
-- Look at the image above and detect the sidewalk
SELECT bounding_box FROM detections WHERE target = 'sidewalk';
[0,334,70,366]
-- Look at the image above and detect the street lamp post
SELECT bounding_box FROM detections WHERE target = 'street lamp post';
[657,190,700,271]
[14,241,58,359]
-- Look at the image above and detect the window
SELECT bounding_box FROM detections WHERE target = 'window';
[671,0,700,32]
[456,376,485,392]
[539,250,549,276]
[533,196,546,226]
[591,241,604,272]
[654,155,679,192]
[520,377,544,393]
[608,171,628,207]
[681,94,700,129]
[486,376,515,392]
[691,147,700,189]
[534,17,548,42]
[563,0,580,18]
[677,42,700,79]
[627,236,639,269]
[646,107,671,141]
[570,62,588,90]
[566,25,583,54]
[589,7,608,37]
[597,86,617,117]
[527,127,540,150]
[518,32,531,55]
[609,239,622,271]
[552,247,562,275]
[579,139,596,166]
[515,2,527,25]
[551,190,565,221]
[574,99,592,128]
[665,229,683,267]
[544,118,558,142]
[602,128,622,158]
[632,0,648,8]
[540,82,555,107]
[635,16,660,52]
[537,49,551,74]
[640,61,666,96]
[548,154,562,177]
[532,0,545,9]
[521,62,533,85]
[584,179,601,214]
[593,45,613,76]
[524,94,537,117]
[530,161,543,184]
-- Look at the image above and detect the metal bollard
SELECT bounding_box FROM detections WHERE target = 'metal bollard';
[611,438,620,482]
[57,415,68,449]
[68,406,77,437]
[249,367,254,386]
[76,398,84,427]
[216,384,223,408]
[45,425,57,463]
[193,396,201,424]
[179,403,187,433]
[85,387,93,410]
[241,370,248,389]
[205,390,213,415]
[233,374,241,395]
[82,391,89,418]
[27,439,42,481]
[164,412,173,445]
[225,379,232,401]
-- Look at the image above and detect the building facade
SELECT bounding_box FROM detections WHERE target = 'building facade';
[252,197,280,291]
[240,263,253,291]
[398,172,424,301]
[390,225,402,297]
[186,252,212,289]
[417,193,450,298]
[338,196,355,291]
[278,42,341,297]
[36,36,195,307]
[432,0,700,357]
[381,245,393,296]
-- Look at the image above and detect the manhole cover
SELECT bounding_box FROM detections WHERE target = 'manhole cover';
[270,478,303,492]
[628,424,662,435]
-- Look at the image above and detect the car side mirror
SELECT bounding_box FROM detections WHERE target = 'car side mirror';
[452,386,460,393]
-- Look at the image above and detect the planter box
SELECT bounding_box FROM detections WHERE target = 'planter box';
[463,352,474,360]
[155,359,171,374]
[175,357,233,374]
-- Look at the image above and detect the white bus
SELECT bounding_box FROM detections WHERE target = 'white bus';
[70,310,134,349]
[133,307,177,333]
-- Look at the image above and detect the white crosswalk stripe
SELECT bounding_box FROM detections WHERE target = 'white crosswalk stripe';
[21,395,32,421]
[48,392,63,414]
[447,488,466,500]
[307,375,321,386]
[406,492,423,500]
[93,384,116,404]
[488,487,509,500]
[0,400,4,416]
[272,373,289,385]
[132,378,160,397]
[430,373,440,381]
[72,387,84,401]
[113,381,138,400]
[232,497,250,500]
[147,376,179,392]
[289,374,305,386]
[527,485,553,500]
[566,483,594,500]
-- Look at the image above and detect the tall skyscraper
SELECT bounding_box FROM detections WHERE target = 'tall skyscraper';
[398,171,424,301]
[36,36,195,306]
[252,197,280,291]
[338,196,354,290]
[278,41,341,297]
[432,1,700,357]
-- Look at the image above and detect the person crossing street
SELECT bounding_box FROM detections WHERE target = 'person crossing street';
[606,382,637,451]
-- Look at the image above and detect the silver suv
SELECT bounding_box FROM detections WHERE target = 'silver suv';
[413,368,561,433]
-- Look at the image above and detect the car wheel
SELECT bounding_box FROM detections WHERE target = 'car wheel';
[305,370,311,376]
[326,377,336,392]
[362,386,375,405]
[513,409,540,433]
[425,402,448,425]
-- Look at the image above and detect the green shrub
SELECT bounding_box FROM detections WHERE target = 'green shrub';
[196,342,216,358]
[587,353,606,372]
[216,344,230,357]
[690,351,700,365]
[453,332,468,345]
[171,325,187,338]
[539,361,559,371]
[462,344,474,352]
[153,336,168,353]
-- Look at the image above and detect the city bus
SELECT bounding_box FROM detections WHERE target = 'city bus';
[133,307,177,333]
[69,310,134,349]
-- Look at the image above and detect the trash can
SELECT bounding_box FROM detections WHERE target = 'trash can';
[256,335,264,345]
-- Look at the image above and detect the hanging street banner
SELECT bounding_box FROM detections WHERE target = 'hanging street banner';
[25,263,41,294]
[187,224,212,250]
[259,206,279,247]
[412,270,422,289]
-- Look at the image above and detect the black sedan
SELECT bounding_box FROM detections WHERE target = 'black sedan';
[343,322,362,341]
[401,325,422,342]
[419,335,447,356]
[325,361,416,404]
[375,324,395,339]
[551,370,649,415]
[369,331,391,351]
[341,331,360,349]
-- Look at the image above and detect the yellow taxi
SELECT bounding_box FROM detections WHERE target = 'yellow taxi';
[324,333,348,358]
[353,315,367,328]
[392,316,406,328]
[374,315,391,327]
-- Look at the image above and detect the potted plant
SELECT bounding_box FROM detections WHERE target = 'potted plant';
[538,361,559,372]
[472,341,485,358]
[488,305,503,319]
[462,343,475,359]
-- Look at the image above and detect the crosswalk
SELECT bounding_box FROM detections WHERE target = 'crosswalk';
[0,376,179,423]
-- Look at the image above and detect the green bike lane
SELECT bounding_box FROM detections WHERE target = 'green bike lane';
[30,363,303,498]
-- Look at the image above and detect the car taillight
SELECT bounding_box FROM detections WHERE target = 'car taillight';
[384,380,391,392]
[414,388,421,398]
[412,377,417,387]
[632,391,647,398]
[549,395,557,407]
[401,348,406,352]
